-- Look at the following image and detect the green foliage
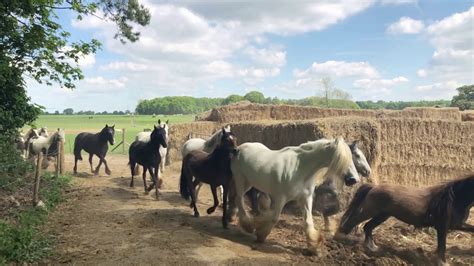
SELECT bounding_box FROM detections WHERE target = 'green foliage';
[451,85,473,110]
[285,96,360,109]
[356,99,452,110]
[244,91,265,103]
[0,173,71,263]
[62,108,74,115]
[136,96,224,115]
[222,94,244,105]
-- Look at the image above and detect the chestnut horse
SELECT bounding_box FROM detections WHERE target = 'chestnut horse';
[337,174,474,265]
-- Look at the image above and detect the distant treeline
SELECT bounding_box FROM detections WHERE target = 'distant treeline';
[356,100,451,110]
[135,91,359,115]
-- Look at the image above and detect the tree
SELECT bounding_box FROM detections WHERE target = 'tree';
[451,85,473,110]
[320,77,334,108]
[244,91,265,103]
[63,108,74,115]
[222,94,244,105]
[1,0,150,130]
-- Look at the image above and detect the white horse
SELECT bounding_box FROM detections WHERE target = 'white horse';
[182,125,231,202]
[24,127,49,158]
[28,129,65,161]
[136,119,169,175]
[231,137,357,254]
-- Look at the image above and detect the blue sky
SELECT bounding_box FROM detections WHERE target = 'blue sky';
[27,0,474,112]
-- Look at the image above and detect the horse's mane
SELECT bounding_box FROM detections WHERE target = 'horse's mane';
[204,129,222,149]
[425,174,474,226]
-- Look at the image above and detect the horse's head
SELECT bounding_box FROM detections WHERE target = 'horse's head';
[39,127,49,137]
[55,128,66,142]
[343,161,360,186]
[158,119,169,143]
[102,124,115,145]
[220,128,238,157]
[350,141,371,177]
[151,125,167,148]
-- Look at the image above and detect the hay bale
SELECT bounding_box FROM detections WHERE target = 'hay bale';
[461,110,474,122]
[167,122,220,164]
[377,107,461,121]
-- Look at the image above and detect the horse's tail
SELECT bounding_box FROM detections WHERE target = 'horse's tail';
[179,160,191,201]
[338,184,373,234]
[326,136,352,189]
[73,134,83,160]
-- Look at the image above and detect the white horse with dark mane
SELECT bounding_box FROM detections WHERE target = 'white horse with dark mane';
[136,119,169,176]
[181,125,231,201]
[231,137,358,255]
[28,129,65,167]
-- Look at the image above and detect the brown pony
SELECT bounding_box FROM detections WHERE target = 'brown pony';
[337,174,474,265]
[179,128,238,228]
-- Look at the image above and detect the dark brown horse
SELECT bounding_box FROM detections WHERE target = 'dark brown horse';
[73,124,115,175]
[179,128,238,228]
[337,174,474,265]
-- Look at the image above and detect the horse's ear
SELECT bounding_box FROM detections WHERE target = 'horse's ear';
[154,125,158,130]
[350,140,359,150]
[105,124,109,128]
[158,119,161,125]
[166,120,169,124]
[111,124,115,128]
[224,125,231,132]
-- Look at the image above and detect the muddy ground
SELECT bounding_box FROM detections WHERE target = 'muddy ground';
[42,154,473,265]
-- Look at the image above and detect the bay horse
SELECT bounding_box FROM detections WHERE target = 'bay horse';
[73,124,115,175]
[135,119,169,186]
[182,125,231,203]
[337,174,474,265]
[179,128,238,229]
[129,125,168,199]
[230,137,357,254]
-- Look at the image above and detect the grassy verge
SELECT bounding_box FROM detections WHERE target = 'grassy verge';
[0,173,71,263]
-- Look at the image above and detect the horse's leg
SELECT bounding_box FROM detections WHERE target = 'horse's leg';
[142,165,148,194]
[226,181,238,222]
[363,214,389,252]
[73,155,78,175]
[153,164,160,199]
[102,157,111,175]
[88,153,94,173]
[254,196,286,243]
[130,162,135,187]
[218,185,224,207]
[234,180,254,233]
[323,215,331,232]
[248,188,259,214]
[300,194,325,255]
[435,224,448,266]
[94,156,103,175]
[188,175,199,217]
[191,179,200,208]
[207,184,219,215]
[222,183,229,229]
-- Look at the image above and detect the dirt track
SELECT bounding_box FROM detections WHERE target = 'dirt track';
[44,154,473,265]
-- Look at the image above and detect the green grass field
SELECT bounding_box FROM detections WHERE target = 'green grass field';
[27,114,194,154]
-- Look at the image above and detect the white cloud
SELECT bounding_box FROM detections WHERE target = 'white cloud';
[100,61,148,71]
[379,0,417,5]
[421,7,474,85]
[294,60,379,82]
[244,46,286,67]
[416,69,427,77]
[387,17,424,34]
[353,76,409,91]
[84,76,128,88]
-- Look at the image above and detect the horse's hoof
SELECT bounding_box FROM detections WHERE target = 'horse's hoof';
[144,191,149,195]
[105,169,111,175]
[157,179,163,189]
[189,203,194,209]
[194,212,200,218]
[130,184,134,188]
[364,239,380,252]
[206,207,216,214]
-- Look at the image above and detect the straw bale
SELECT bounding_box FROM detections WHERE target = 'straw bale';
[197,103,461,123]
[167,122,220,164]
[461,110,474,122]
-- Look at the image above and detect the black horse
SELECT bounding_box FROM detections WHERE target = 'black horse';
[129,125,167,199]
[180,129,238,228]
[73,124,115,175]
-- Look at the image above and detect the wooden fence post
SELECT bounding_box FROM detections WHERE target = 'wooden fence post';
[59,140,65,174]
[122,128,126,154]
[33,153,42,206]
